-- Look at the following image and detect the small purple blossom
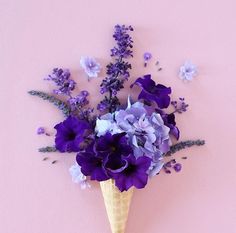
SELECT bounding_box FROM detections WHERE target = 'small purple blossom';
[45,68,76,96]
[143,52,152,67]
[68,90,89,111]
[171,97,189,114]
[37,127,45,135]
[131,74,172,109]
[80,56,101,79]
[173,163,182,172]
[179,61,197,81]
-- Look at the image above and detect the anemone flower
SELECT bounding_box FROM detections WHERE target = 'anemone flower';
[131,74,171,109]
[54,116,90,152]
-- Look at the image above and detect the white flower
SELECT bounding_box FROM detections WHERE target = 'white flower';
[80,56,101,78]
[69,163,90,189]
[179,61,197,81]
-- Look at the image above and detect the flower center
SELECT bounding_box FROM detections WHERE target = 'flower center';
[67,132,76,141]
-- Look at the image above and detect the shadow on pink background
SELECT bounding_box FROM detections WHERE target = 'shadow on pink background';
[1,0,236,232]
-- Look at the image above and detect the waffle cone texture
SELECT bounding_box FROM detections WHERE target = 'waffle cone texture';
[100,179,134,233]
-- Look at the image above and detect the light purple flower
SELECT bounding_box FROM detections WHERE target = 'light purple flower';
[69,163,91,189]
[143,52,152,61]
[80,56,101,78]
[37,127,45,135]
[179,61,197,81]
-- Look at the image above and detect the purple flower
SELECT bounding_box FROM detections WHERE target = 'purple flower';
[162,113,180,140]
[54,116,90,152]
[80,56,101,78]
[76,143,109,181]
[45,68,76,96]
[173,163,182,172]
[111,25,134,58]
[68,90,89,111]
[143,52,152,61]
[37,127,45,135]
[96,132,132,157]
[179,61,197,81]
[131,74,171,109]
[111,154,152,192]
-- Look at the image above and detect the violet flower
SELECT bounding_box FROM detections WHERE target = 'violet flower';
[179,61,197,81]
[111,154,152,192]
[76,143,109,181]
[37,127,45,135]
[54,116,91,152]
[80,56,101,79]
[131,74,171,109]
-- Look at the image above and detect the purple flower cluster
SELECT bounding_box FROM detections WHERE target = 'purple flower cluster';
[98,25,133,113]
[45,68,76,96]
[30,24,205,192]
[76,132,151,192]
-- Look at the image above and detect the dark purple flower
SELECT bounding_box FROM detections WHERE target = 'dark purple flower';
[96,132,132,157]
[54,116,90,152]
[111,154,152,192]
[76,144,109,181]
[131,74,171,109]
[162,113,180,140]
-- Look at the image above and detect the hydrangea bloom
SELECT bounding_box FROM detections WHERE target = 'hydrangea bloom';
[80,56,101,78]
[69,163,91,189]
[131,74,171,109]
[179,61,197,81]
[54,116,90,152]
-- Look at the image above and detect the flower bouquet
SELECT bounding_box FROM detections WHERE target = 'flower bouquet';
[29,25,205,233]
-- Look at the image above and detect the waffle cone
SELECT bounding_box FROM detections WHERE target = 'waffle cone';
[100,179,134,233]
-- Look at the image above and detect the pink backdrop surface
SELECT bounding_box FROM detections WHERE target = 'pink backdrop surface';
[1,0,236,232]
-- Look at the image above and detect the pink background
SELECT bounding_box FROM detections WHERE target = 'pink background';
[1,0,236,232]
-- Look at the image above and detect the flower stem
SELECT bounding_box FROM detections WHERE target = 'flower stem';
[28,90,71,117]
[164,140,205,156]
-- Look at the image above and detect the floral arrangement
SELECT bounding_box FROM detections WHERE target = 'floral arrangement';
[29,24,204,233]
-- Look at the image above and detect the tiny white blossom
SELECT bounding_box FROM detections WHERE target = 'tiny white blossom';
[69,163,91,189]
[179,61,197,81]
[80,56,101,78]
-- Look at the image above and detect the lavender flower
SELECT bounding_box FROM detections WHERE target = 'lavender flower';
[68,90,89,111]
[98,25,133,112]
[80,56,101,79]
[171,97,189,114]
[179,61,197,81]
[45,68,76,96]
[69,163,91,189]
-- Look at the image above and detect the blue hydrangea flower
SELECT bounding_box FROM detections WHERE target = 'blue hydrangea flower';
[80,56,101,78]
[179,61,197,81]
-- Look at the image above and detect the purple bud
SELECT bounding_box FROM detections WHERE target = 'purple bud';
[143,52,152,61]
[37,127,45,135]
[173,163,182,172]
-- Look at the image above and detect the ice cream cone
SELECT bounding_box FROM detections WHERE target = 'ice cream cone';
[100,179,134,233]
